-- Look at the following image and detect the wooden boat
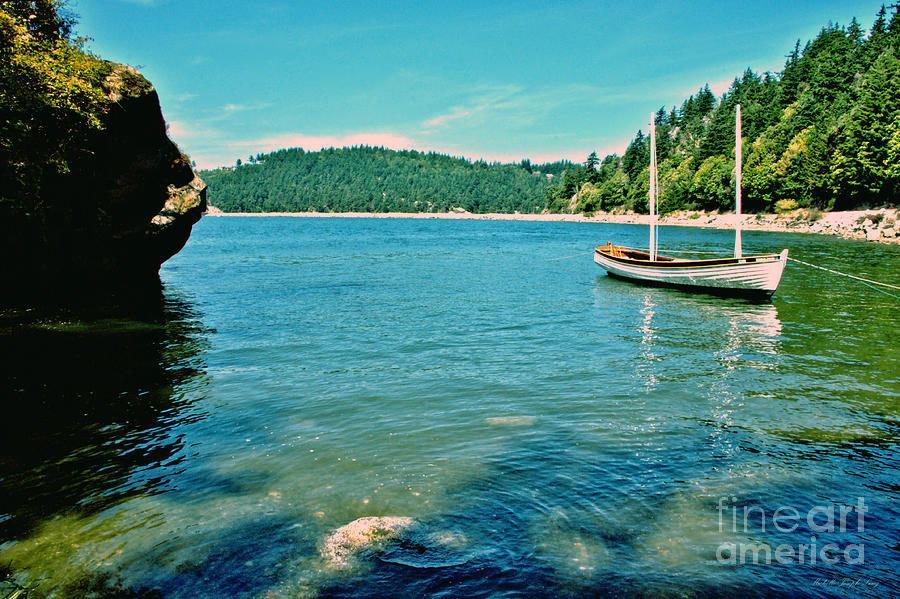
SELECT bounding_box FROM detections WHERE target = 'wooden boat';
[594,105,788,299]
[594,243,788,299]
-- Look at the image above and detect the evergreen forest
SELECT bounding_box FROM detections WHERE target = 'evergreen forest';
[202,148,569,214]
[205,5,900,215]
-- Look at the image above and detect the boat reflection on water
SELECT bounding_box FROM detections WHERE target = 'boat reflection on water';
[631,286,782,341]
[594,275,789,467]
[604,280,784,382]
[637,293,659,392]
[626,282,783,406]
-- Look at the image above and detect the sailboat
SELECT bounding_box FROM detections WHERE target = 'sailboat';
[594,105,788,300]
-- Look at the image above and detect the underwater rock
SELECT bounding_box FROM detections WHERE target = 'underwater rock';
[321,517,415,568]
[485,415,537,426]
[320,517,472,570]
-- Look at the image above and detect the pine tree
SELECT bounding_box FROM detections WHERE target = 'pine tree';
[865,5,890,66]
[622,131,648,182]
[699,97,736,161]
[777,40,805,109]
[695,84,716,115]
[829,48,900,207]
[888,4,900,54]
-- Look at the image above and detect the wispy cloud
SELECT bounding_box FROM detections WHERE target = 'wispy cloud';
[169,92,197,104]
[457,136,633,166]
[171,121,627,171]
[166,120,188,139]
[422,107,477,129]
[178,130,417,170]
[419,82,645,136]
[213,102,271,119]
[166,119,223,144]
[422,84,523,130]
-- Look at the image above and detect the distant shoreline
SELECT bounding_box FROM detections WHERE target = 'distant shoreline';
[203,206,900,244]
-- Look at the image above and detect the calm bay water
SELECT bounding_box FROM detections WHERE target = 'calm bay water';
[1,217,898,598]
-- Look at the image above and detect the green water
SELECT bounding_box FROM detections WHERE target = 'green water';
[1,217,897,598]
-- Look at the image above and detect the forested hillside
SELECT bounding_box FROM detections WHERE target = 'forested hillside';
[202,147,570,213]
[547,5,900,214]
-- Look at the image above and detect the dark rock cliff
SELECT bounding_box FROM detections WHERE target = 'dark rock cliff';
[1,63,206,301]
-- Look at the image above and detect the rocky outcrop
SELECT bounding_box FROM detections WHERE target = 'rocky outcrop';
[684,208,900,243]
[1,63,205,300]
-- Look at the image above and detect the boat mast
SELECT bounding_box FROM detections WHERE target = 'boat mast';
[734,104,742,259]
[649,113,658,261]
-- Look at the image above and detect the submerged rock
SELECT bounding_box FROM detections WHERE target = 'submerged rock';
[1,63,206,300]
[321,517,415,568]
[320,516,472,570]
[485,415,538,426]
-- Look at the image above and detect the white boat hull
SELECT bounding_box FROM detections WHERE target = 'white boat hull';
[594,246,788,299]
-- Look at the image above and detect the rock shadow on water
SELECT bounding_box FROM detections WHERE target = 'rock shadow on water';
[0,287,211,548]
[135,518,312,599]
[3,513,312,599]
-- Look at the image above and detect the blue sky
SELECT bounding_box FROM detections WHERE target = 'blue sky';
[75,0,883,169]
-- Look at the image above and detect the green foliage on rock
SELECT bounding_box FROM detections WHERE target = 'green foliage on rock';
[0,0,110,211]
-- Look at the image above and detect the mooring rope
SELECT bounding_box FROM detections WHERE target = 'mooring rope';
[544,251,595,261]
[787,256,900,298]
[853,279,900,299]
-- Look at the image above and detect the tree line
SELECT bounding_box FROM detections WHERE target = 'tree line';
[202,147,571,214]
[547,5,900,215]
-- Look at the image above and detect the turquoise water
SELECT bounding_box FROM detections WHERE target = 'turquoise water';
[1,217,898,598]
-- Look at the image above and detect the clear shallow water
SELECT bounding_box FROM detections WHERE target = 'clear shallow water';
[1,217,898,598]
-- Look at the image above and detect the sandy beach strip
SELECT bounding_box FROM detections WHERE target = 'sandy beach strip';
[207,209,599,222]
[204,206,900,243]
